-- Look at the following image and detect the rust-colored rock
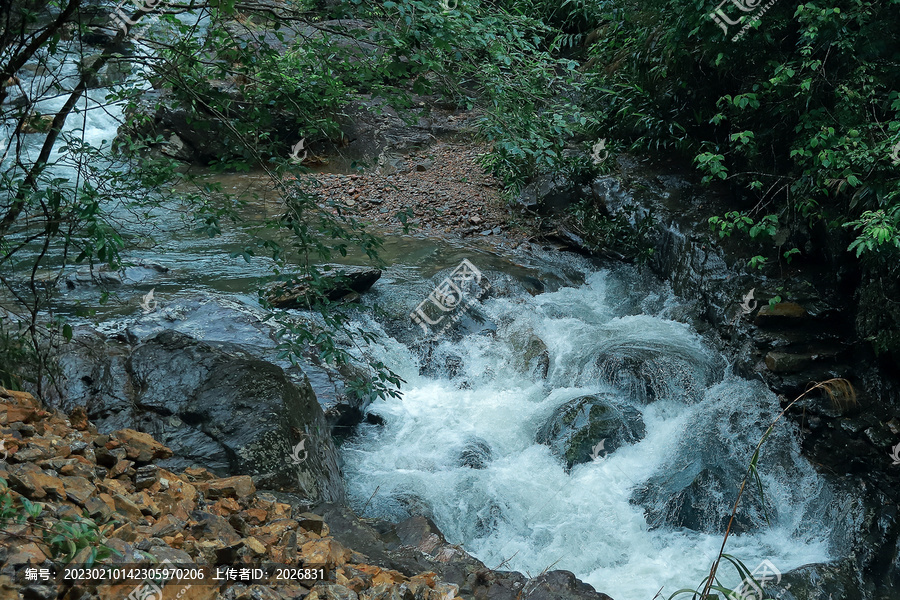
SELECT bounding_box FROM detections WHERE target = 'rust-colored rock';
[110,428,173,462]
[5,542,47,565]
[210,497,242,516]
[69,406,90,430]
[112,493,144,521]
[754,301,808,326]
[244,507,267,525]
[302,538,353,570]
[61,475,95,505]
[353,565,407,587]
[203,475,255,500]
[242,536,267,556]
[0,380,483,600]
[7,462,65,499]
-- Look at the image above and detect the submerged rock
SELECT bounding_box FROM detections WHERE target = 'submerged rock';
[267,267,382,309]
[596,343,716,404]
[536,393,645,469]
[458,438,492,470]
[632,462,765,534]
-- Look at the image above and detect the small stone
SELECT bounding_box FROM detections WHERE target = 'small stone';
[301,538,352,569]
[84,496,113,522]
[133,491,161,518]
[69,441,89,455]
[21,584,56,600]
[111,522,139,542]
[244,507,267,525]
[298,512,326,535]
[210,497,242,516]
[150,514,186,537]
[108,458,135,479]
[183,466,217,482]
[61,475,95,505]
[204,475,255,500]
[6,542,47,566]
[765,351,813,373]
[134,464,159,490]
[242,536,267,556]
[7,463,65,500]
[190,512,242,545]
[69,406,90,430]
[754,302,808,326]
[112,493,144,520]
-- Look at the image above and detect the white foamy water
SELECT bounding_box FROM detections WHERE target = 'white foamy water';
[343,268,839,600]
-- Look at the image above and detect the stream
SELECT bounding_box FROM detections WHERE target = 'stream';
[4,39,852,600]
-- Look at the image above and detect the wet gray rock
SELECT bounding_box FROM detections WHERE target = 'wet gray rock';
[316,506,614,600]
[630,396,785,535]
[512,332,549,379]
[515,173,584,214]
[55,329,344,503]
[595,337,719,404]
[521,571,613,600]
[536,393,645,469]
[632,461,763,534]
[64,261,168,289]
[774,560,866,600]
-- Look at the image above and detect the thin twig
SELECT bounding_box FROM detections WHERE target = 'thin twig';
[361,485,380,513]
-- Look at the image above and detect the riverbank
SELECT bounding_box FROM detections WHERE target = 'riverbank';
[293,140,536,251]
[0,386,616,600]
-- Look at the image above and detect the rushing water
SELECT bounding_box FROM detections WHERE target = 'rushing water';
[341,255,843,600]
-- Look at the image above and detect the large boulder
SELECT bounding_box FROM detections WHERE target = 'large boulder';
[536,393,645,469]
[56,329,344,504]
